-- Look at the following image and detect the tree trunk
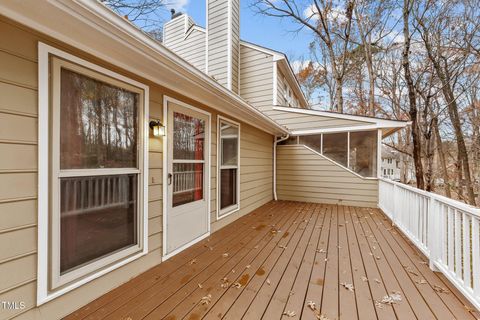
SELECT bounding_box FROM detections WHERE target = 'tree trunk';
[335,76,344,113]
[402,0,425,190]
[432,116,451,198]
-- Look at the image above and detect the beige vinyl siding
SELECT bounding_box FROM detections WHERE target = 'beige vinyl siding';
[163,15,186,48]
[268,109,370,132]
[276,145,378,208]
[276,68,300,109]
[211,117,273,231]
[163,16,206,72]
[239,44,274,113]
[0,16,274,320]
[207,0,228,87]
[230,0,240,93]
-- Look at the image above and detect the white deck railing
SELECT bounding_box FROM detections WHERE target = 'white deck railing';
[379,178,480,310]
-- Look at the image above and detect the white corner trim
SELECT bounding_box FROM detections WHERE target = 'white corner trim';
[205,0,209,73]
[162,95,212,258]
[216,115,241,221]
[273,61,278,105]
[227,0,233,91]
[37,42,149,305]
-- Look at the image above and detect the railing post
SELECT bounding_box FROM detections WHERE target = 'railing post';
[392,183,397,226]
[428,195,439,271]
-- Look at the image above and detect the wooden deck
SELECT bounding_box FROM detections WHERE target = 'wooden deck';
[66,201,480,320]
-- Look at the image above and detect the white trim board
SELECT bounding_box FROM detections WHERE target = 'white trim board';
[216,115,241,221]
[37,42,149,306]
[162,95,212,259]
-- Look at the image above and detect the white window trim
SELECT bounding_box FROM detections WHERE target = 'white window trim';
[216,115,241,220]
[37,43,149,305]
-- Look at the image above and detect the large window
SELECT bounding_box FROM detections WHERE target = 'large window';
[323,132,348,167]
[217,117,240,218]
[285,130,378,178]
[48,56,147,290]
[349,131,377,177]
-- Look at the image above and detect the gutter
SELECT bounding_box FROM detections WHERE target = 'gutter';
[273,134,290,201]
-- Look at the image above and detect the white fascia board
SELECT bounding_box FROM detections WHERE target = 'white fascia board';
[273,106,410,129]
[240,41,283,60]
[0,0,286,135]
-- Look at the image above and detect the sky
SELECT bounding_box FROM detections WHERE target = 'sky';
[162,0,314,66]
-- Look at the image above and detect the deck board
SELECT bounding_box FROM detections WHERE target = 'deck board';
[66,201,479,320]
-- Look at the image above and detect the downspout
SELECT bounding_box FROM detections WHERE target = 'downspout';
[273,134,290,201]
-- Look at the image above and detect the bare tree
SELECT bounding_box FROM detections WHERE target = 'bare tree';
[402,0,425,189]
[414,0,477,205]
[251,0,355,113]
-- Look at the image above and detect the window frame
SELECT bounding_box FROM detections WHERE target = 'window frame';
[216,115,241,220]
[38,43,149,304]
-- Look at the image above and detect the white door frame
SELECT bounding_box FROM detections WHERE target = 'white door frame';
[162,95,211,260]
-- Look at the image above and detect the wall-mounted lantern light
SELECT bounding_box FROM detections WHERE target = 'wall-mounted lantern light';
[149,120,165,137]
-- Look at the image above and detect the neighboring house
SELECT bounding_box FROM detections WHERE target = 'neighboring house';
[0,1,420,319]
[381,148,401,181]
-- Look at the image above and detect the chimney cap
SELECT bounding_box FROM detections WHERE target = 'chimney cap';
[170,8,183,19]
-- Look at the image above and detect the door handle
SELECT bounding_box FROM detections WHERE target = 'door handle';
[168,173,173,185]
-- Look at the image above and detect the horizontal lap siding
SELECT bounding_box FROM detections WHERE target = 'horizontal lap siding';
[0,17,166,320]
[240,45,273,112]
[209,110,274,232]
[276,145,378,208]
[164,16,206,72]
[0,16,275,320]
[207,0,228,87]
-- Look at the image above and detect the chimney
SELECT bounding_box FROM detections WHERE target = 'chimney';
[206,0,240,93]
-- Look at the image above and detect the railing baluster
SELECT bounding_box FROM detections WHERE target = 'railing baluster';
[448,207,455,273]
[463,212,471,289]
[455,209,462,279]
[473,218,480,297]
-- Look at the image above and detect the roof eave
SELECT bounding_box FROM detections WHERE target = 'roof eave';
[0,0,287,136]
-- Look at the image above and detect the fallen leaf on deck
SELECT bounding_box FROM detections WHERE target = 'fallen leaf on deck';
[381,292,402,305]
[374,301,384,309]
[341,282,354,292]
[361,276,368,282]
[201,294,212,305]
[189,259,197,265]
[375,256,381,260]
[403,265,419,276]
[222,253,229,258]
[307,301,316,311]
[289,291,295,296]
[416,279,427,285]
[374,279,381,284]
[279,245,287,249]
[318,314,330,320]
[246,265,251,269]
[266,278,271,285]
[231,282,242,288]
[254,245,259,249]
[433,285,450,294]
[221,277,230,288]
[283,310,296,317]
[316,249,326,253]
[198,283,203,289]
